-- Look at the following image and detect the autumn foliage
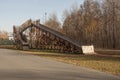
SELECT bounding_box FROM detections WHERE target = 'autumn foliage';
[0,31,8,40]
[42,0,120,49]
[62,0,120,49]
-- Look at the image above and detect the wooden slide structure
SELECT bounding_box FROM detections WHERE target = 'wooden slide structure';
[13,19,94,54]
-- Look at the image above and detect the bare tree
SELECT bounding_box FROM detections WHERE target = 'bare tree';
[62,0,120,49]
[0,31,8,40]
[45,13,62,32]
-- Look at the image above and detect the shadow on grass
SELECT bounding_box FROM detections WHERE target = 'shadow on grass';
[96,50,120,55]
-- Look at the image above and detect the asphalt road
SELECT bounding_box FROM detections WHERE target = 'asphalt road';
[0,49,119,80]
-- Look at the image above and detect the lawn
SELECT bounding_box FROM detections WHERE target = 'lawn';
[20,49,120,76]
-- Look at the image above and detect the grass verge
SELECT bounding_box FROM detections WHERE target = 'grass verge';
[20,50,120,76]
[0,45,16,49]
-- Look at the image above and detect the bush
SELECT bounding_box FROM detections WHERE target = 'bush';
[0,39,14,45]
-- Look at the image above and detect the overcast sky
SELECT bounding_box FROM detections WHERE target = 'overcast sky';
[0,0,84,32]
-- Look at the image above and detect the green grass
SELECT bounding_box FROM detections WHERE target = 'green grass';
[21,50,120,76]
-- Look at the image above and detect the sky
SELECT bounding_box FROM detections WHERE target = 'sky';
[0,0,84,32]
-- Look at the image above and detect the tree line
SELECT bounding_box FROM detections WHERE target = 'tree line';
[45,0,120,49]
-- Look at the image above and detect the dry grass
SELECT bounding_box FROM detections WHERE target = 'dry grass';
[0,45,16,49]
[20,50,120,76]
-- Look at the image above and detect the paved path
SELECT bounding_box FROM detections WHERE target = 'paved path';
[0,49,119,80]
